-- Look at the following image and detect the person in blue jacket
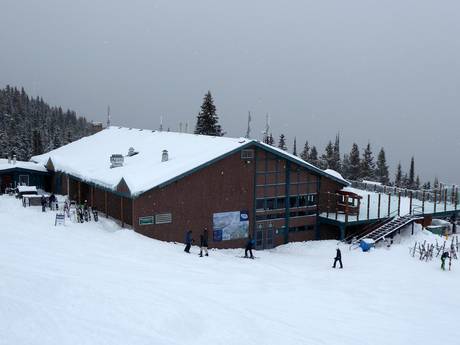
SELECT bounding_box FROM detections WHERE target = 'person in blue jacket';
[244,235,255,259]
[184,230,193,253]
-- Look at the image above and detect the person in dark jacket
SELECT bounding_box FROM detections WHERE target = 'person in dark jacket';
[244,235,255,259]
[184,230,193,253]
[441,251,449,271]
[41,195,47,212]
[199,229,209,257]
[333,248,343,268]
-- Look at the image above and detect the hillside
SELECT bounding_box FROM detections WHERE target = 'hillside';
[0,195,458,345]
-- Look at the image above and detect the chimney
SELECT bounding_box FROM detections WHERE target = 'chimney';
[13,154,16,164]
[161,150,169,162]
[7,155,11,164]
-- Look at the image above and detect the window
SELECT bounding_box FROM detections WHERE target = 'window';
[139,216,154,225]
[266,198,275,210]
[155,213,172,224]
[289,196,298,208]
[18,175,29,186]
[241,149,254,160]
[256,199,265,210]
[276,197,285,209]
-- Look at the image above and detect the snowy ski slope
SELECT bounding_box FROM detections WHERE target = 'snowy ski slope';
[0,195,458,345]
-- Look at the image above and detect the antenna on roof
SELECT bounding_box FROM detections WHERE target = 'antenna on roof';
[262,113,270,142]
[106,105,111,128]
[245,111,252,138]
[159,116,163,132]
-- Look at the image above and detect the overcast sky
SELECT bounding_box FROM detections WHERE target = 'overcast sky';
[1,0,459,184]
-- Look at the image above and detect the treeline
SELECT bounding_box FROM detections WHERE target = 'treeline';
[0,85,92,161]
[266,133,439,190]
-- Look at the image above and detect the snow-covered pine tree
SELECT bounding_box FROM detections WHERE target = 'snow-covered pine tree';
[278,134,287,151]
[267,133,274,146]
[395,163,403,187]
[332,133,341,172]
[308,146,319,167]
[408,157,415,189]
[375,148,389,185]
[415,175,421,190]
[320,141,334,170]
[348,143,361,180]
[433,176,439,190]
[360,142,376,181]
[342,154,351,179]
[293,137,297,156]
[194,91,223,136]
[300,140,310,161]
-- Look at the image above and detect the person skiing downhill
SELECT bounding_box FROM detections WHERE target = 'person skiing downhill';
[244,235,255,259]
[199,229,209,257]
[333,248,343,268]
[441,251,450,271]
[184,230,193,253]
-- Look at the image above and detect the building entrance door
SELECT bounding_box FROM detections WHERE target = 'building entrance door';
[255,223,274,250]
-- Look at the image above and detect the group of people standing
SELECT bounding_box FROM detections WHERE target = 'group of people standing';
[184,229,209,257]
[183,229,256,259]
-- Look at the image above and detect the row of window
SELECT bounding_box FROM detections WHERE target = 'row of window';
[255,209,316,221]
[289,225,315,232]
[256,194,317,210]
[138,213,172,226]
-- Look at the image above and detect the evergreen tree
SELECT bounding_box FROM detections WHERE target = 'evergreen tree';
[342,154,351,179]
[332,133,341,172]
[348,143,361,180]
[395,163,403,187]
[194,91,223,136]
[434,176,439,190]
[375,147,389,185]
[320,141,334,170]
[415,175,421,190]
[278,134,287,151]
[300,140,310,161]
[308,146,319,167]
[292,137,297,156]
[360,142,376,180]
[267,133,274,146]
[408,157,415,189]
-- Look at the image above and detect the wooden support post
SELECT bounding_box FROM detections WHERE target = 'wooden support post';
[422,191,425,214]
[105,190,108,218]
[327,192,330,218]
[120,196,124,227]
[387,193,391,217]
[398,192,401,216]
[357,198,360,221]
[409,191,413,215]
[132,198,135,231]
[378,194,381,219]
[335,193,338,220]
[90,185,94,207]
[345,197,349,224]
[367,194,370,220]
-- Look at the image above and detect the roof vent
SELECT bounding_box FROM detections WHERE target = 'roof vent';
[127,147,139,157]
[110,154,124,168]
[162,150,169,162]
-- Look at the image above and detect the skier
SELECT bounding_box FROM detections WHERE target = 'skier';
[333,247,343,268]
[49,194,56,210]
[199,229,209,257]
[184,230,193,253]
[441,251,450,271]
[244,235,255,259]
[41,195,47,212]
[92,207,98,222]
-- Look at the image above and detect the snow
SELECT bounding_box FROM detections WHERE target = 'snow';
[362,179,382,186]
[324,169,350,185]
[321,187,458,221]
[31,127,346,196]
[17,186,38,193]
[0,158,47,172]
[1,194,459,345]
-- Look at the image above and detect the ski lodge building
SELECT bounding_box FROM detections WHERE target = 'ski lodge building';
[0,158,49,193]
[31,126,351,249]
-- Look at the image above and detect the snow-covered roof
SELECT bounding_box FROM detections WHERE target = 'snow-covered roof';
[0,159,47,173]
[324,169,349,185]
[17,186,38,193]
[31,127,347,196]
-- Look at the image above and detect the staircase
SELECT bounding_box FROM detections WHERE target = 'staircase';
[355,214,422,244]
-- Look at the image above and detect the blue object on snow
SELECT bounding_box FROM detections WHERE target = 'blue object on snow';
[360,239,375,252]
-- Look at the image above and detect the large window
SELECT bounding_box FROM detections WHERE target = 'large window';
[18,175,29,186]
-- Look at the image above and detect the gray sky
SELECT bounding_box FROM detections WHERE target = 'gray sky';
[1,0,459,184]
